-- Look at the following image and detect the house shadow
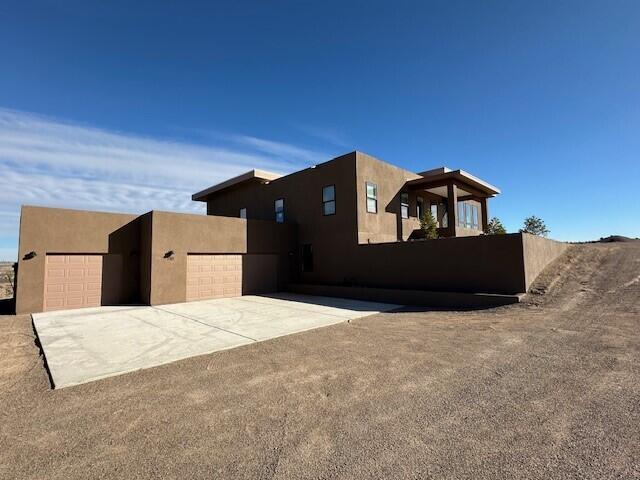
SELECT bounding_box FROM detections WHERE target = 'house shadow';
[103,219,142,306]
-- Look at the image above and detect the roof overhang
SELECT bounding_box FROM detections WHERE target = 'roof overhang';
[406,169,501,197]
[192,169,282,202]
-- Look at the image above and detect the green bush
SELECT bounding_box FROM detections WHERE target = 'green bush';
[484,217,507,235]
[520,215,549,237]
[420,210,439,239]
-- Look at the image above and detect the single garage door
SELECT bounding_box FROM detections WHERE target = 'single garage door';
[44,255,103,312]
[186,254,242,302]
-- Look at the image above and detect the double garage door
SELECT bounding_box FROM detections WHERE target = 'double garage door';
[44,255,103,312]
[186,254,242,302]
[43,254,244,311]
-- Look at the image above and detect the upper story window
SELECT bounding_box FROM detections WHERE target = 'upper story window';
[322,185,336,216]
[275,198,284,223]
[457,201,480,230]
[366,182,377,213]
[400,192,409,219]
[239,208,246,219]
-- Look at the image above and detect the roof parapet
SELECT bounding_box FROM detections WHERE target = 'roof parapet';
[192,169,282,201]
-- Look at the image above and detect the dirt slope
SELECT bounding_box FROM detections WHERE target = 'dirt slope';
[0,243,638,479]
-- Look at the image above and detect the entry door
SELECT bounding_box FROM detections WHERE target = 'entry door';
[43,255,103,311]
[186,254,242,301]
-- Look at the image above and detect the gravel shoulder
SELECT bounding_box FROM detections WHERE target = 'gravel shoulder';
[1,243,639,479]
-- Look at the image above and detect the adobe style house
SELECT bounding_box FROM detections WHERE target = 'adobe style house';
[15,151,566,314]
[194,151,500,243]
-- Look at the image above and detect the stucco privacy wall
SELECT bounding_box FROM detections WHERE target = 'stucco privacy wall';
[16,206,141,314]
[297,233,567,295]
[147,211,297,305]
[521,233,569,289]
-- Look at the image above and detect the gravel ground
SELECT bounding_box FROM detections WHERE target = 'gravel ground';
[1,243,639,479]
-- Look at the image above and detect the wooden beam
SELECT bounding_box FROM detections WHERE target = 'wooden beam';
[446,182,458,237]
[480,197,488,232]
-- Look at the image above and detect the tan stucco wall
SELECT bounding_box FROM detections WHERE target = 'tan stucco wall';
[521,233,569,290]
[16,206,140,314]
[355,151,421,244]
[147,211,297,306]
[206,152,359,286]
[346,234,527,294]
[291,233,567,295]
[16,207,297,313]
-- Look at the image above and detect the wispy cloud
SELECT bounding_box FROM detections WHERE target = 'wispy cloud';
[0,107,327,260]
[297,125,352,149]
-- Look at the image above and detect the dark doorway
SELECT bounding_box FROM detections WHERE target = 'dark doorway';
[301,244,313,273]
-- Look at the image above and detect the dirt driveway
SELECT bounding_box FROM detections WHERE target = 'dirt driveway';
[1,243,639,479]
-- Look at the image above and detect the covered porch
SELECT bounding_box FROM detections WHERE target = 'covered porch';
[405,168,500,238]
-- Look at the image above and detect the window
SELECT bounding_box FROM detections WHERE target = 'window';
[441,203,448,228]
[239,208,246,219]
[430,203,439,227]
[322,185,336,216]
[417,196,424,220]
[400,193,409,219]
[275,198,284,223]
[366,182,377,213]
[301,244,313,272]
[457,202,480,230]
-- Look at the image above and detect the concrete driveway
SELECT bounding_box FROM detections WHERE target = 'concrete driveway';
[32,293,399,388]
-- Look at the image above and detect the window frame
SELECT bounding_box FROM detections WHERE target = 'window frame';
[456,201,480,230]
[430,202,439,227]
[400,192,409,219]
[365,182,378,214]
[275,198,285,223]
[322,184,336,216]
[417,196,424,220]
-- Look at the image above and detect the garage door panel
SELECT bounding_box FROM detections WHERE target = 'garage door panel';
[186,254,242,302]
[44,255,103,312]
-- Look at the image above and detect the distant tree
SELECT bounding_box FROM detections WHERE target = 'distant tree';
[420,210,439,239]
[484,217,507,235]
[520,216,549,237]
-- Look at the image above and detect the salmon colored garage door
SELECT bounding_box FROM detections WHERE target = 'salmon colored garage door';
[43,255,103,312]
[186,254,242,302]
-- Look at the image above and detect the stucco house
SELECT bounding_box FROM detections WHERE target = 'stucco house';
[15,151,566,314]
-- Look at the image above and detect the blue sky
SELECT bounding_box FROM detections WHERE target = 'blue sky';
[1,1,639,259]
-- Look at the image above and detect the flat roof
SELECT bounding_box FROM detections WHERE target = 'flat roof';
[406,169,501,196]
[192,169,282,201]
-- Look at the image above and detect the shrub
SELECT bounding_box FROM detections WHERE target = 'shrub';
[484,217,507,235]
[520,215,549,237]
[420,209,439,239]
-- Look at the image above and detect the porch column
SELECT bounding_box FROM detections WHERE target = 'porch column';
[480,197,488,232]
[446,182,457,237]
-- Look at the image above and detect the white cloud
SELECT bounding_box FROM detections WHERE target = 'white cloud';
[297,125,352,148]
[0,107,327,261]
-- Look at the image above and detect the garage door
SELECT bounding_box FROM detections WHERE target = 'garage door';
[186,254,242,302]
[44,255,103,312]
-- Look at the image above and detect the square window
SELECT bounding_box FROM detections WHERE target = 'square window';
[366,182,377,213]
[400,192,409,219]
[275,198,284,223]
[322,185,336,215]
